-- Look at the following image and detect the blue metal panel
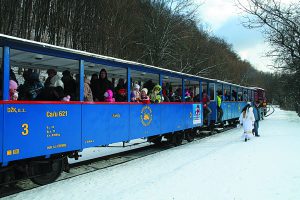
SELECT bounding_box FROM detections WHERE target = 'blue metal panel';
[3,104,81,163]
[226,103,231,120]
[130,104,161,139]
[232,103,238,118]
[208,101,217,121]
[160,104,184,133]
[0,104,3,164]
[221,102,228,120]
[184,104,192,129]
[238,102,247,117]
[82,104,130,148]
[222,102,238,120]
[231,102,246,119]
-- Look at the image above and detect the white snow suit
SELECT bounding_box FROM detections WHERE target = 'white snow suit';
[239,107,255,140]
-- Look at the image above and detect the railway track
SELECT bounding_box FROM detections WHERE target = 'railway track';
[0,125,235,198]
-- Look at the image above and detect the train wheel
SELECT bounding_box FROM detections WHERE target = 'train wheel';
[30,159,63,185]
[172,132,184,146]
[185,130,195,142]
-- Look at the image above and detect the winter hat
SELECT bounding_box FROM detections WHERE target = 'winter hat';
[9,80,18,90]
[185,91,190,97]
[50,75,64,89]
[141,88,148,95]
[99,68,107,78]
[62,95,71,101]
[152,84,162,92]
[62,70,71,76]
[46,69,57,75]
[134,84,140,90]
[104,89,113,98]
[118,88,126,95]
[248,107,253,113]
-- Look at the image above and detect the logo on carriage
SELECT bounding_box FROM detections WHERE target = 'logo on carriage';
[140,105,153,126]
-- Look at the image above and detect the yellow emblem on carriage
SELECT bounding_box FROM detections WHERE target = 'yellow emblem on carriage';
[140,105,153,126]
[144,114,150,120]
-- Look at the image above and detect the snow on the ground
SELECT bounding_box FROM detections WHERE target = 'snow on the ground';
[4,107,300,200]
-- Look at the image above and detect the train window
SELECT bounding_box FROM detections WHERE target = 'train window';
[231,87,237,101]
[162,76,182,102]
[184,80,199,102]
[84,62,127,102]
[223,85,230,101]
[0,47,2,100]
[237,87,243,101]
[131,70,159,102]
[201,82,211,101]
[10,49,79,101]
[209,83,215,101]
[216,83,222,97]
[247,90,251,101]
[242,89,247,101]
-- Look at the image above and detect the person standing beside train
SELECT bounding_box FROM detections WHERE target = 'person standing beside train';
[239,106,255,142]
[253,101,261,137]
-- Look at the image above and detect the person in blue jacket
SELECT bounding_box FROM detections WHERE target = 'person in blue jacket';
[253,101,261,137]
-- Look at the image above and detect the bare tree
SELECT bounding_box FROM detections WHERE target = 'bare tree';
[237,0,300,72]
[237,0,300,111]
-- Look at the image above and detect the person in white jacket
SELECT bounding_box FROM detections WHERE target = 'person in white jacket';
[239,106,255,142]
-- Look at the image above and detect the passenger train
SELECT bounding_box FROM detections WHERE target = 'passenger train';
[0,34,266,186]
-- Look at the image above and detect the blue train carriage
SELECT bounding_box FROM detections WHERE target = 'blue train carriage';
[0,34,206,185]
[206,79,254,128]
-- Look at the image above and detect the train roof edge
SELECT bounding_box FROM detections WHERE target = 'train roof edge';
[1,33,254,90]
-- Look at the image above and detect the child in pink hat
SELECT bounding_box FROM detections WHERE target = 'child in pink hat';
[104,89,115,102]
[9,80,18,100]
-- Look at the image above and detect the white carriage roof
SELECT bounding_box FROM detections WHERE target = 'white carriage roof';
[249,87,265,91]
[1,34,251,89]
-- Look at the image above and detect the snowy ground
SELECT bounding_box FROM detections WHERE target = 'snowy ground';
[3,107,300,200]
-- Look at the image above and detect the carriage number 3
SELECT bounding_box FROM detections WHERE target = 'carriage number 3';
[21,123,29,136]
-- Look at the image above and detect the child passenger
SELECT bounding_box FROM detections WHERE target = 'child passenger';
[104,89,115,102]
[9,80,18,100]
[140,88,150,104]
[130,83,141,102]
[239,106,255,142]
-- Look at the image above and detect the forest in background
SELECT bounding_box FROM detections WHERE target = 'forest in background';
[0,0,297,111]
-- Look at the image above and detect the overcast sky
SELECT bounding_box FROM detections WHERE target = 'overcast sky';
[194,0,274,72]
